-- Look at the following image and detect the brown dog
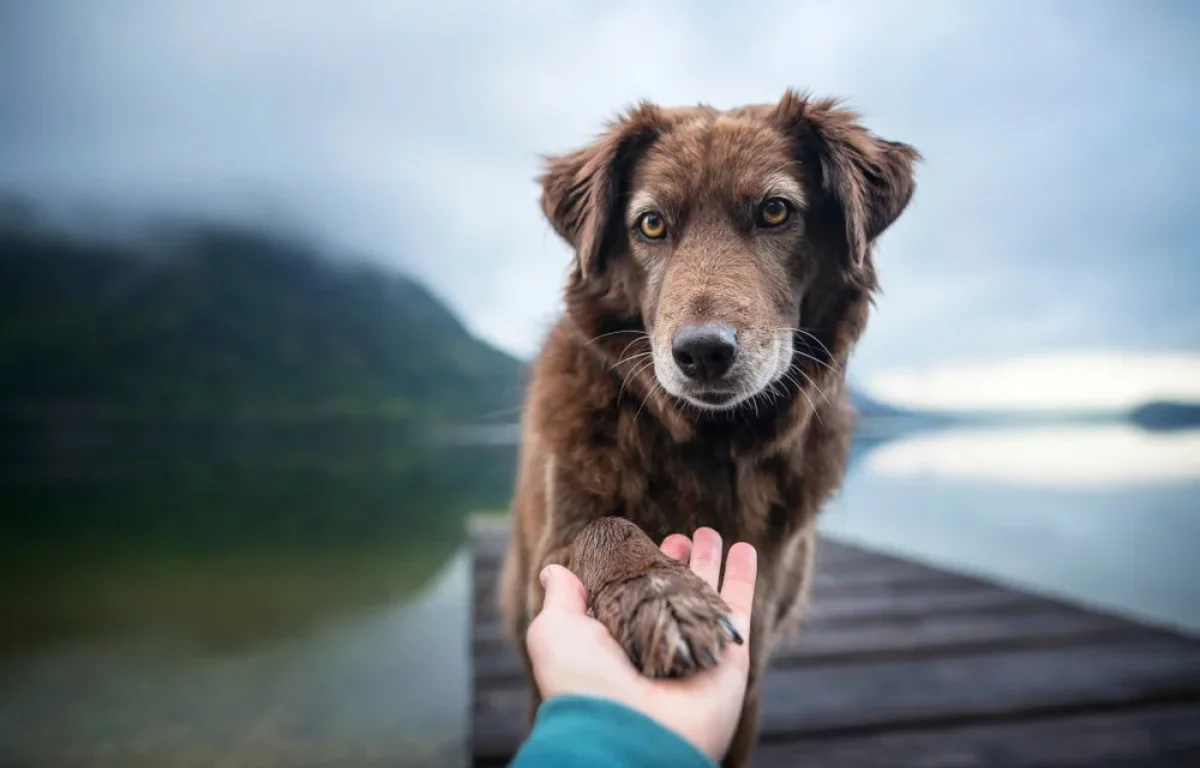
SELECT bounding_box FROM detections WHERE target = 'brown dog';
[498,89,919,767]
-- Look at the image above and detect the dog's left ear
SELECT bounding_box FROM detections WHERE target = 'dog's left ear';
[773,90,920,276]
[539,103,666,278]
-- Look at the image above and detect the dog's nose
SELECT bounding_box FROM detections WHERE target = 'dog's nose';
[671,323,738,382]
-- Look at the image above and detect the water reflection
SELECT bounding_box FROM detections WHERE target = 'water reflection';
[864,423,1200,489]
[0,421,517,767]
[0,552,470,768]
[823,424,1200,637]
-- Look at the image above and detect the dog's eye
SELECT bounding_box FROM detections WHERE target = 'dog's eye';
[636,212,667,240]
[758,198,792,227]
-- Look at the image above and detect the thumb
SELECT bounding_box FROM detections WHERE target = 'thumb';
[538,565,588,617]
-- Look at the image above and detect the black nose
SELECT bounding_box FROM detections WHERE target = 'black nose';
[671,322,738,382]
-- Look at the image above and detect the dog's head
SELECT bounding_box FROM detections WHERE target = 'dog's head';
[541,90,919,413]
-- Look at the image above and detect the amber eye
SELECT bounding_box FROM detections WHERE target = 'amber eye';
[637,211,667,240]
[759,198,791,227]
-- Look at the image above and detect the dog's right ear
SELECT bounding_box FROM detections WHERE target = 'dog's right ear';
[539,103,666,278]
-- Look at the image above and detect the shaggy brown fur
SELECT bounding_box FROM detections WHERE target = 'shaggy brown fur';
[498,89,919,767]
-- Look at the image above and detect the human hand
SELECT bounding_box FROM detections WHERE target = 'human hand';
[524,528,758,761]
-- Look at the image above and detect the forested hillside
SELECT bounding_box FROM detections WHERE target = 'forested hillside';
[0,213,525,422]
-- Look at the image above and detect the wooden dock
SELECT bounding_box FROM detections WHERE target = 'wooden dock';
[467,519,1200,767]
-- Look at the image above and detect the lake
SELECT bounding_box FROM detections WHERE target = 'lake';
[0,420,1197,767]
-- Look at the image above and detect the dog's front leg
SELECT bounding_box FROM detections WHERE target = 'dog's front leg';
[518,489,605,725]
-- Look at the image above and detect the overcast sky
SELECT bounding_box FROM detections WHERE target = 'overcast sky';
[2,0,1198,399]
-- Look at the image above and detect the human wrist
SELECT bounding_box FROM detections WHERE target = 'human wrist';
[523,694,719,768]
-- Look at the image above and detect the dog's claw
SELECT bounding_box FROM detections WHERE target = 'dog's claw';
[721,615,744,645]
[673,650,695,675]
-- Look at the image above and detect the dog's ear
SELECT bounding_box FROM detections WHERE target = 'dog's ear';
[773,90,920,276]
[539,103,666,278]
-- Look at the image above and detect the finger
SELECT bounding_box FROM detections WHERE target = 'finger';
[660,533,692,564]
[537,565,588,617]
[689,527,723,590]
[719,542,758,638]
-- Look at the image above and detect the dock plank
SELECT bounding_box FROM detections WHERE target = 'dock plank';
[475,573,1048,625]
[473,637,1200,759]
[467,520,1200,767]
[751,704,1200,768]
[472,608,1151,682]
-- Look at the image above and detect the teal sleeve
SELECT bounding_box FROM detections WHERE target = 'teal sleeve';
[508,694,718,768]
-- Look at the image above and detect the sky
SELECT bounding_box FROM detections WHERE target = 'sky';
[2,0,1198,408]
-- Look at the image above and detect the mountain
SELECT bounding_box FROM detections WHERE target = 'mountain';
[1128,400,1200,431]
[0,214,526,422]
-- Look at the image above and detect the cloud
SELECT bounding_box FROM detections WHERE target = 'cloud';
[2,0,1198,375]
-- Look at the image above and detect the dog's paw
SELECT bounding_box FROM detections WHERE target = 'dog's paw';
[590,565,742,679]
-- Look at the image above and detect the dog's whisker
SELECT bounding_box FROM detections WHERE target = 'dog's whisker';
[797,368,832,406]
[770,327,840,373]
[785,368,827,425]
[771,327,840,371]
[633,380,660,424]
[620,360,655,399]
[613,335,650,364]
[608,350,653,373]
[617,365,641,403]
[781,372,805,401]
[619,359,657,404]
[584,329,647,348]
[795,349,833,369]
[605,334,653,374]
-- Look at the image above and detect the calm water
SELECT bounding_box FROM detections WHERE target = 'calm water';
[0,421,1197,767]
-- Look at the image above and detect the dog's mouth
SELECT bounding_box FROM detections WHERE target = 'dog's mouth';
[688,388,742,409]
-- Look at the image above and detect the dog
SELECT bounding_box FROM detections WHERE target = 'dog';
[498,89,919,767]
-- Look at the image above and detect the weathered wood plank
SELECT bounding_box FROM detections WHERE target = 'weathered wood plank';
[471,582,1049,650]
[472,637,1200,761]
[471,607,1150,683]
[469,522,1093,626]
[751,704,1200,768]
[471,559,1021,629]
[471,580,1012,637]
[471,578,1003,635]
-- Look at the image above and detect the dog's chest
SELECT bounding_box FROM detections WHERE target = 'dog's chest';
[617,437,798,550]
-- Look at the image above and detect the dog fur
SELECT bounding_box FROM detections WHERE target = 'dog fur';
[498,89,919,767]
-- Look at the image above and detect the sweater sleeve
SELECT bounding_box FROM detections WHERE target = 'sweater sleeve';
[507,694,718,768]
